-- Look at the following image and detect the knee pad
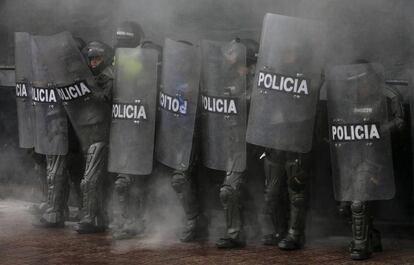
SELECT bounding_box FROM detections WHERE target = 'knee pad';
[220,185,236,205]
[115,174,132,193]
[171,171,188,193]
[351,201,366,214]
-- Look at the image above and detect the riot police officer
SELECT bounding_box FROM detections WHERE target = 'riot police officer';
[109,21,163,240]
[74,40,114,233]
[216,38,260,249]
[155,38,208,242]
[28,36,86,225]
[246,14,327,250]
[327,60,404,260]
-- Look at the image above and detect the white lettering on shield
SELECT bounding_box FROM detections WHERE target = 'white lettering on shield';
[16,82,28,98]
[31,87,57,103]
[331,123,381,142]
[112,102,147,121]
[257,71,310,95]
[201,95,238,115]
[159,91,188,115]
[56,80,92,102]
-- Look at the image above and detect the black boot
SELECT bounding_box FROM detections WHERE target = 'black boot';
[216,236,246,249]
[278,229,305,250]
[278,193,306,250]
[349,201,372,260]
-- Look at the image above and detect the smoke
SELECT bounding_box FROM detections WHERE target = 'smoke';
[0,0,413,248]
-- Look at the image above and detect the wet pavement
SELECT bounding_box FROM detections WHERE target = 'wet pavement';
[1,200,414,265]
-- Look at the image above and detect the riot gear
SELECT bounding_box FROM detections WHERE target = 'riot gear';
[14,32,34,149]
[262,155,288,245]
[155,38,201,171]
[108,46,158,175]
[115,21,145,48]
[35,32,112,233]
[246,14,326,153]
[171,169,207,242]
[326,62,404,260]
[326,63,394,202]
[246,13,327,250]
[108,44,159,239]
[34,155,68,227]
[77,142,108,233]
[111,174,147,240]
[200,39,247,173]
[261,150,310,250]
[31,35,69,156]
[199,39,249,248]
[28,34,70,228]
[155,38,206,242]
[83,41,114,76]
[216,171,246,248]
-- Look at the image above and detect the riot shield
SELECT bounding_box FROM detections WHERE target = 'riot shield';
[200,40,247,172]
[36,32,110,150]
[108,47,159,175]
[155,38,201,171]
[31,35,68,155]
[326,63,395,201]
[246,13,326,153]
[14,32,34,148]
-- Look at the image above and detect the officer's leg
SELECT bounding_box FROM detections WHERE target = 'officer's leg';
[278,154,308,250]
[76,142,107,234]
[262,151,288,245]
[33,154,68,228]
[114,174,132,222]
[28,154,48,216]
[112,174,147,240]
[65,151,84,221]
[349,200,377,260]
[216,171,246,248]
[129,176,147,228]
[171,169,207,242]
